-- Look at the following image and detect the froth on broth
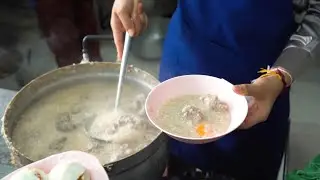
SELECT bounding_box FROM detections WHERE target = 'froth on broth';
[157,94,231,138]
[11,80,159,165]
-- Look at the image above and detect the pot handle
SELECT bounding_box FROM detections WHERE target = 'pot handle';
[81,34,114,63]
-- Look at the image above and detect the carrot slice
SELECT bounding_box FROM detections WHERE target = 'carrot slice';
[196,123,206,137]
[196,123,215,137]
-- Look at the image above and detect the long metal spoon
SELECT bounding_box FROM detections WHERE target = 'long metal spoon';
[115,32,132,110]
[83,119,109,143]
[84,32,132,142]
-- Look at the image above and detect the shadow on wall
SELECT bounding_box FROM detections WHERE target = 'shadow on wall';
[0,1,49,89]
[0,0,35,84]
[0,21,23,79]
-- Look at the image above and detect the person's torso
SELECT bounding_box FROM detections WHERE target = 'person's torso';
[160,0,296,84]
[160,0,294,169]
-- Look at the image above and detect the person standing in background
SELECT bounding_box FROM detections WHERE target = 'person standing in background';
[36,0,102,67]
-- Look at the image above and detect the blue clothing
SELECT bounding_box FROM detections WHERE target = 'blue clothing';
[159,0,295,179]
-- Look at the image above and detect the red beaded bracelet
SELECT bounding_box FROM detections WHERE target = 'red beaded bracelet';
[256,67,291,88]
[274,68,288,88]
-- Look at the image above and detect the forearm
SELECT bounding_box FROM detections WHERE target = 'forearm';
[273,0,320,82]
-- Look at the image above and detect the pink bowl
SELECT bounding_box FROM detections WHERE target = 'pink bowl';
[2,151,109,180]
[145,75,248,144]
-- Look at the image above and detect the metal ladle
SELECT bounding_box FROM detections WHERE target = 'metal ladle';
[84,119,109,144]
[84,32,132,142]
[115,32,132,109]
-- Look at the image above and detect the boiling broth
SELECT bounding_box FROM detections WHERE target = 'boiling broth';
[12,80,159,164]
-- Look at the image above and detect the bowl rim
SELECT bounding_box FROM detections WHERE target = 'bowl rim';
[145,74,248,141]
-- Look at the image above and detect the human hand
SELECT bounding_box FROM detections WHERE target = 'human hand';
[111,0,148,59]
[232,76,284,129]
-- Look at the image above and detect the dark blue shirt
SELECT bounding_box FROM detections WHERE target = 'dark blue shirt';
[159,0,295,172]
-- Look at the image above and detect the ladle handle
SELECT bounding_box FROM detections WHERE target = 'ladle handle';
[115,32,132,109]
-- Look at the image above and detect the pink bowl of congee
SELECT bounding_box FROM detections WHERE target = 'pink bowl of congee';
[145,75,248,144]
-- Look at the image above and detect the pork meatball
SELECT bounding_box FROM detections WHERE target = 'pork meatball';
[49,137,67,151]
[55,112,78,132]
[121,114,143,125]
[181,105,204,124]
[215,102,229,111]
[200,94,219,109]
[131,94,146,116]
[200,94,228,111]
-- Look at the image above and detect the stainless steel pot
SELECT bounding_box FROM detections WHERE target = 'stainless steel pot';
[1,62,168,180]
[131,17,169,61]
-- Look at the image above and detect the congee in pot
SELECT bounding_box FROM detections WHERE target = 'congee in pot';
[11,79,159,164]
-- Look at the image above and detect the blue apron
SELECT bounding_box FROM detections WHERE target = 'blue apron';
[159,0,295,179]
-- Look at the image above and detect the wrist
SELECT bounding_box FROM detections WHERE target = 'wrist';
[271,66,293,87]
[253,75,284,99]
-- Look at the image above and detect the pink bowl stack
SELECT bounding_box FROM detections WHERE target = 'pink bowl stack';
[2,151,109,180]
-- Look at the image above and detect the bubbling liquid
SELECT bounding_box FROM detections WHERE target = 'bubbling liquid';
[12,80,159,164]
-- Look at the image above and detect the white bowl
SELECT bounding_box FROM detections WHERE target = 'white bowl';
[145,75,248,144]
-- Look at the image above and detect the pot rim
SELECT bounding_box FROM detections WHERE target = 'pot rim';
[1,62,162,169]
